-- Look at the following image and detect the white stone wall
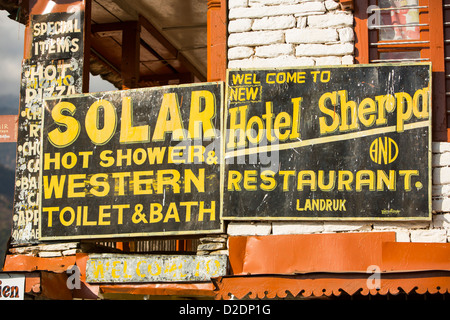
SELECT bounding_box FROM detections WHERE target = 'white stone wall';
[225,0,450,243]
[228,0,354,68]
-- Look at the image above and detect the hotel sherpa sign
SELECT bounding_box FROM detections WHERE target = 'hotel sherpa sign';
[39,82,223,240]
[223,64,431,221]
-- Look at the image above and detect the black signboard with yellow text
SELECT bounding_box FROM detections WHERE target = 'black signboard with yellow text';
[39,82,223,240]
[12,8,86,245]
[223,64,431,220]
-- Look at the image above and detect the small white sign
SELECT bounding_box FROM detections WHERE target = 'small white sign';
[0,273,25,300]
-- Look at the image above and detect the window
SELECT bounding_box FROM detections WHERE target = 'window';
[354,0,448,141]
[369,0,426,63]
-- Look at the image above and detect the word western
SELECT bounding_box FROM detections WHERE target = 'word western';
[42,169,205,199]
[226,87,429,150]
[47,90,217,148]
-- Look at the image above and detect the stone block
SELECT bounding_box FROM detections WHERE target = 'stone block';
[228,46,254,60]
[433,152,450,167]
[315,56,341,65]
[296,43,354,56]
[197,242,227,251]
[229,0,249,9]
[286,28,338,44]
[341,55,354,64]
[200,236,227,243]
[249,0,301,6]
[255,43,294,57]
[324,0,340,11]
[228,55,315,69]
[227,222,272,236]
[297,16,307,28]
[372,220,430,230]
[229,2,326,20]
[323,222,372,232]
[272,222,324,235]
[307,12,353,28]
[228,30,284,47]
[432,198,450,212]
[210,249,229,255]
[410,229,447,243]
[395,230,411,242]
[338,27,354,42]
[252,15,296,30]
[38,251,62,258]
[229,19,253,33]
[433,142,450,153]
[62,249,78,256]
[433,184,450,197]
[433,213,450,228]
[433,167,450,185]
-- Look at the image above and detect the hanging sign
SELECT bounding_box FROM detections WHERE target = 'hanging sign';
[39,82,224,240]
[223,64,431,220]
[0,115,18,143]
[86,253,228,283]
[12,7,86,245]
[0,273,25,300]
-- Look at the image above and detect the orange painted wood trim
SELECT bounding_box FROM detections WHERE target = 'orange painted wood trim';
[353,0,369,64]
[207,0,227,82]
[213,271,450,299]
[3,254,76,273]
[428,0,448,141]
[41,271,72,300]
[228,232,396,275]
[339,0,354,10]
[382,242,450,272]
[100,282,215,297]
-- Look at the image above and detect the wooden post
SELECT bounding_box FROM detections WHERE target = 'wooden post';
[428,0,448,141]
[82,0,91,93]
[207,0,227,82]
[121,21,140,89]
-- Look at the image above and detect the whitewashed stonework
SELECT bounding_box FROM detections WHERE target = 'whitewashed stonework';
[226,0,450,244]
[228,0,355,68]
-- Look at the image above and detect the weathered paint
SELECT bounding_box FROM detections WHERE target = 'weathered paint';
[12,7,86,245]
[86,254,228,283]
[223,64,432,221]
[39,82,224,240]
[0,115,18,143]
